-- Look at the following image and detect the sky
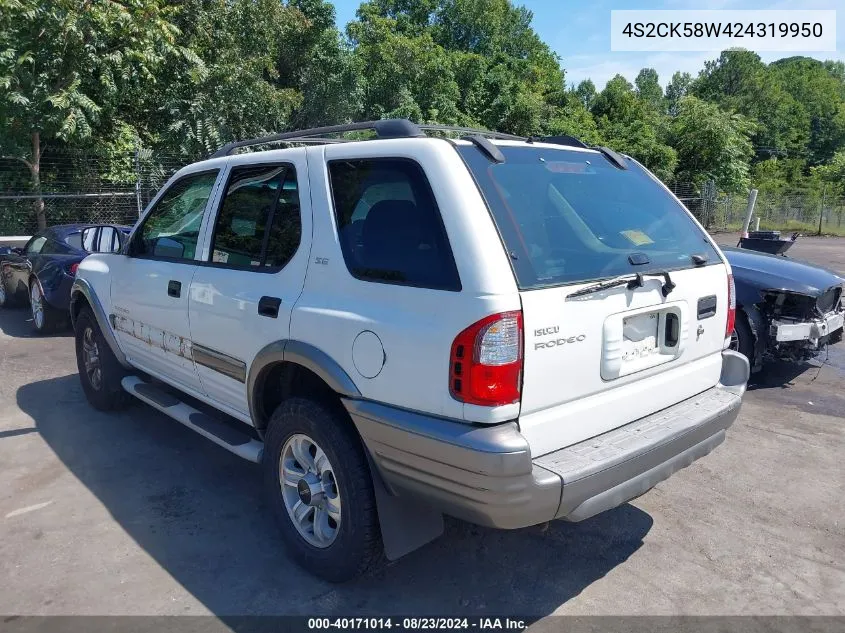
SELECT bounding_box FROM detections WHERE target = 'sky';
[329,0,845,89]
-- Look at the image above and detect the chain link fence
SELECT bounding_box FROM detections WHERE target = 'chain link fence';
[668,180,845,235]
[0,149,185,235]
[3,151,845,237]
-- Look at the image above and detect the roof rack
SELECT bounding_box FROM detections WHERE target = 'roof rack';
[209,119,425,158]
[209,119,531,158]
[207,118,624,166]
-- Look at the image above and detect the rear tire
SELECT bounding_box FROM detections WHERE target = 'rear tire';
[262,397,382,582]
[74,307,130,411]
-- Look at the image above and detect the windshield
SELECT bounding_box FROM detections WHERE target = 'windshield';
[458,145,720,290]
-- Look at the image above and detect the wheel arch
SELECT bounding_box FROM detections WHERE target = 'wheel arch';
[70,278,131,369]
[248,340,361,433]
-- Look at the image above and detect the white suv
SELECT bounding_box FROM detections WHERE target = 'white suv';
[70,120,749,582]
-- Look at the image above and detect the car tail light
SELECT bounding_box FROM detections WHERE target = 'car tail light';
[449,311,523,406]
[726,273,736,337]
[67,262,79,276]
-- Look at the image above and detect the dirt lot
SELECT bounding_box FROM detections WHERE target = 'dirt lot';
[1,238,844,619]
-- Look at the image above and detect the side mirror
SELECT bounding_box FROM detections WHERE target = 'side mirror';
[153,237,185,259]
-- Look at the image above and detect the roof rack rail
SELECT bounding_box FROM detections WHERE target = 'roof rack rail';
[209,119,425,158]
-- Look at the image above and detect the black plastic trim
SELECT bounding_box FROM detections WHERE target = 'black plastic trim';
[192,344,247,383]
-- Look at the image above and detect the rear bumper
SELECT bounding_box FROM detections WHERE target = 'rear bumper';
[346,350,749,529]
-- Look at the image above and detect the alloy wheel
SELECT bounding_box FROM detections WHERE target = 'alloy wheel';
[30,283,44,330]
[82,327,103,391]
[280,433,342,548]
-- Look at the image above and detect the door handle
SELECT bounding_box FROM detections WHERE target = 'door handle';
[167,280,181,298]
[258,296,282,318]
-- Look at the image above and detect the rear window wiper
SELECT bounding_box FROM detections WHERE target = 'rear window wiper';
[567,271,676,299]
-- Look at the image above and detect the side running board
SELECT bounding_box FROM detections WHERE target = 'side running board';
[121,376,263,463]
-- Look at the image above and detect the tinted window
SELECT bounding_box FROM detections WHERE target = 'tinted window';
[135,171,218,261]
[328,159,460,290]
[458,145,720,289]
[210,165,301,268]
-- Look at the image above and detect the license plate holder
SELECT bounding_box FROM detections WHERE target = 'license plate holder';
[621,312,659,362]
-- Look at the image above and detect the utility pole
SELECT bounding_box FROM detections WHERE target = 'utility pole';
[134,138,143,218]
[817,183,827,236]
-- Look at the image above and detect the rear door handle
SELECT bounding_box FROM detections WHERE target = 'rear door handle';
[258,296,282,318]
[167,280,181,298]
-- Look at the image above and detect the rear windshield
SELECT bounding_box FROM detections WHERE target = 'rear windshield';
[458,145,720,290]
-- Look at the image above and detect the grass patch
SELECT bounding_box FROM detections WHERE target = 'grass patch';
[716,220,845,237]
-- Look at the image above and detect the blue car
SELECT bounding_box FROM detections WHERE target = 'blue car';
[0,224,130,333]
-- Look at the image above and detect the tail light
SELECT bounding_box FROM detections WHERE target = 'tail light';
[449,311,523,406]
[726,273,736,337]
[67,262,79,276]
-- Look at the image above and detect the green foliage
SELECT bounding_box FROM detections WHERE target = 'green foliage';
[671,95,755,193]
[591,74,676,180]
[634,68,662,111]
[665,72,692,116]
[1,0,844,230]
[0,0,190,153]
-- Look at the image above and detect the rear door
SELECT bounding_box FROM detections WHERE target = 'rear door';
[458,142,731,456]
[188,153,311,420]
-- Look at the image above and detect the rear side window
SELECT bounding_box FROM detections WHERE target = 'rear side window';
[328,159,460,291]
[210,164,301,269]
[40,239,74,255]
[458,145,720,289]
[65,232,83,250]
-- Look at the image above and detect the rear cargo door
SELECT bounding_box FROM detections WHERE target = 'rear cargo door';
[456,141,730,456]
[519,265,729,456]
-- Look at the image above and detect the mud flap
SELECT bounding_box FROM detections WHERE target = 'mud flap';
[364,453,444,560]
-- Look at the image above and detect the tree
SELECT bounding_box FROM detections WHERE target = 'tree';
[0,0,194,228]
[348,0,564,134]
[573,79,596,110]
[671,96,755,192]
[665,71,692,116]
[770,56,845,165]
[693,49,809,161]
[635,68,662,110]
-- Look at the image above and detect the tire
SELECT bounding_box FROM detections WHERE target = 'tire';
[730,311,755,364]
[831,328,843,345]
[263,397,382,582]
[29,279,62,334]
[74,307,130,411]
